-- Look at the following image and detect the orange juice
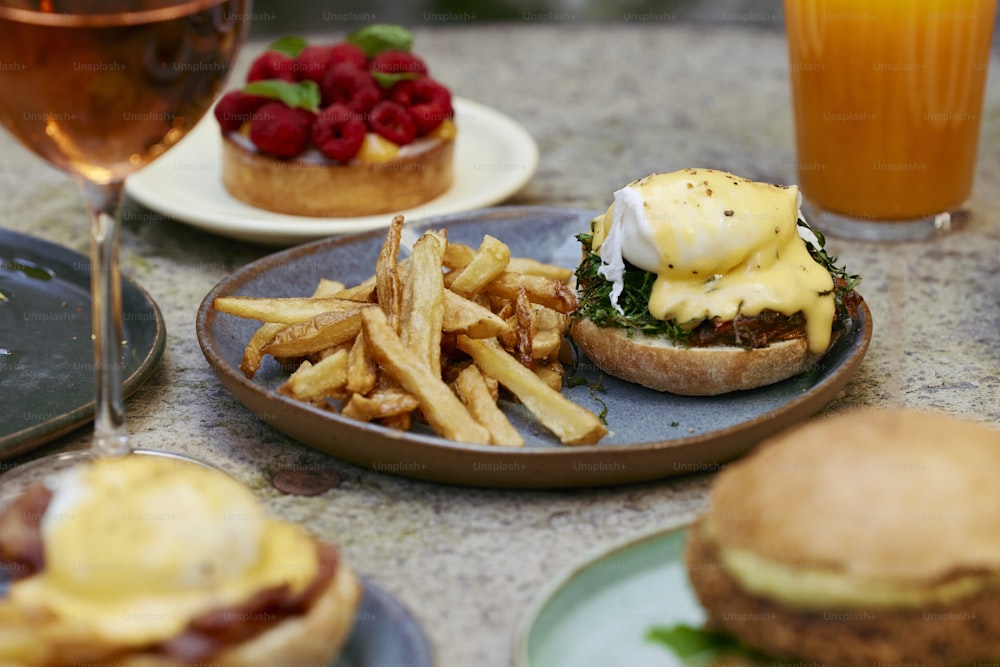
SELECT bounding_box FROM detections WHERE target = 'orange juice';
[784,0,996,222]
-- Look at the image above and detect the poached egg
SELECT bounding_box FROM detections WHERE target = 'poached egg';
[591,168,835,352]
[8,455,320,646]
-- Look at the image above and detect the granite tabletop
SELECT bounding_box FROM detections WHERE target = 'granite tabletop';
[1,21,999,667]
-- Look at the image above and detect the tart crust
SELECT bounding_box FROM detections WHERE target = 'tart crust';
[221,133,454,218]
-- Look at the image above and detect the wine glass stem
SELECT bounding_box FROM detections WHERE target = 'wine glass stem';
[80,178,130,458]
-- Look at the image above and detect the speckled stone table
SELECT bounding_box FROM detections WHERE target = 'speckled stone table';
[1,21,998,667]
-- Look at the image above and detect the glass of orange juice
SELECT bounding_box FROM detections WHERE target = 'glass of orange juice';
[784,0,996,241]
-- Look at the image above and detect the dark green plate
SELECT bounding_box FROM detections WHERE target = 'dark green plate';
[0,228,165,459]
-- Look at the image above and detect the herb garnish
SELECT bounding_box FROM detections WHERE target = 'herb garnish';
[797,218,862,326]
[646,624,798,666]
[573,230,691,341]
[646,624,744,661]
[564,347,609,425]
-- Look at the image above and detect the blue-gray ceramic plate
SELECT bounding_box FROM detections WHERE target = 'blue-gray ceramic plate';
[512,524,697,667]
[336,577,434,667]
[0,229,165,459]
[197,206,872,488]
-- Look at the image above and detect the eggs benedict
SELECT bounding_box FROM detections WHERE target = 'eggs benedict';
[0,455,361,666]
[570,168,860,395]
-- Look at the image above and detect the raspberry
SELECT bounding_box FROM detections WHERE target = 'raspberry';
[370,50,427,78]
[367,100,416,146]
[390,77,453,135]
[213,91,269,132]
[320,63,382,113]
[248,102,314,159]
[246,50,297,83]
[311,104,366,162]
[329,42,368,70]
[294,44,338,84]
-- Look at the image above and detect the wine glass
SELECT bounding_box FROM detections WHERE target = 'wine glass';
[0,0,251,504]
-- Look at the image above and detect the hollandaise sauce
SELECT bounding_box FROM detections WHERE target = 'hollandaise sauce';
[592,169,836,353]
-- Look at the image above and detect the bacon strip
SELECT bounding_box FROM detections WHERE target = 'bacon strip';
[0,482,52,579]
[158,541,340,662]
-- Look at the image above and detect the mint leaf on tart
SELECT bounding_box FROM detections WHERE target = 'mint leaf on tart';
[347,24,413,57]
[242,80,321,112]
[267,35,308,58]
[370,70,419,90]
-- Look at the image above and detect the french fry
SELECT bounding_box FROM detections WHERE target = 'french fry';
[240,322,285,378]
[453,364,524,447]
[379,412,412,431]
[262,304,371,357]
[531,305,569,360]
[376,215,405,331]
[213,295,363,324]
[362,307,489,444]
[346,330,377,395]
[447,234,510,298]
[237,279,348,377]
[511,287,535,368]
[334,274,376,302]
[279,349,349,402]
[457,335,607,446]
[311,278,347,298]
[531,329,564,360]
[441,290,510,338]
[533,358,566,392]
[313,340,353,361]
[484,272,578,313]
[220,216,608,447]
[342,388,420,421]
[442,241,476,269]
[533,304,570,332]
[400,231,446,375]
[507,257,574,283]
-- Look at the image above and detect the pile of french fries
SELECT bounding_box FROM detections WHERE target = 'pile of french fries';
[214,216,608,446]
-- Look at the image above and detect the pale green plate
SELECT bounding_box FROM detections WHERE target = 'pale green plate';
[513,524,702,667]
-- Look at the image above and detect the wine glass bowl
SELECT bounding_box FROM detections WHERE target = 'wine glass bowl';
[0,0,250,500]
[0,0,249,182]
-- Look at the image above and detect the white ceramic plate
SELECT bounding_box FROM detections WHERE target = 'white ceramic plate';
[125,97,538,245]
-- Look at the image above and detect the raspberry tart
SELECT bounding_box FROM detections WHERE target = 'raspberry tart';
[214,26,456,218]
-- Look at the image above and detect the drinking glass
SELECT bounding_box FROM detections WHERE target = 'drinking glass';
[0,0,250,501]
[784,0,996,241]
